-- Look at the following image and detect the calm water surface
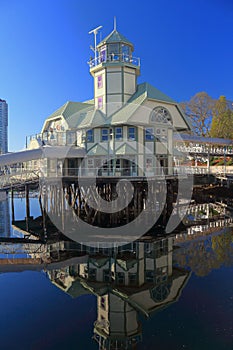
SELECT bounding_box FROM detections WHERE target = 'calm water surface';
[0,196,232,350]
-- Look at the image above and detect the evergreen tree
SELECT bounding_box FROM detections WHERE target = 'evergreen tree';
[210,96,233,139]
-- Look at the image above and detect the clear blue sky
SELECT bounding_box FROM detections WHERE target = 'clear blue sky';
[0,0,232,151]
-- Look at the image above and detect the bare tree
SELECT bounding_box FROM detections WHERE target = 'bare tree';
[180,92,215,136]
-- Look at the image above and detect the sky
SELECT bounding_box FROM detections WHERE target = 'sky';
[0,0,232,151]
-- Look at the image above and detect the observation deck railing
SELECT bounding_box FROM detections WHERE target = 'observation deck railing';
[88,53,140,68]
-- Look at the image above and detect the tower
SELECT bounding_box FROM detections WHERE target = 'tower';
[0,99,8,154]
[89,26,140,116]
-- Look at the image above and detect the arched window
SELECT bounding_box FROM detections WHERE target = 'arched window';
[151,107,172,124]
[150,283,171,302]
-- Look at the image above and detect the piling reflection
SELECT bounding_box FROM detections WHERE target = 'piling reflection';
[0,198,232,349]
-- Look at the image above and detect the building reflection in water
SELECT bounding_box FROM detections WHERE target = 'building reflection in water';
[45,237,190,349]
[1,200,232,349]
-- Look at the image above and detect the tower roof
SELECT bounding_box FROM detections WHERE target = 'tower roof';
[97,29,133,49]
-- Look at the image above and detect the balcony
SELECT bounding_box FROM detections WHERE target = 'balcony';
[88,53,140,69]
[26,131,78,147]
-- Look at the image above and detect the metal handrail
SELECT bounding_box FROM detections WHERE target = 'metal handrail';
[0,169,40,188]
[88,53,140,68]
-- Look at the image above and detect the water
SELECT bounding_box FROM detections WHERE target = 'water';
[0,195,232,350]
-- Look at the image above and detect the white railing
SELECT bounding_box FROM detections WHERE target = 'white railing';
[2,165,233,189]
[61,167,173,177]
[88,53,140,68]
[0,169,40,188]
[175,143,233,155]
[26,131,78,147]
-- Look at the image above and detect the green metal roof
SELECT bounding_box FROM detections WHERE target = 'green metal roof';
[82,99,94,105]
[108,82,176,125]
[97,29,133,48]
[107,90,147,125]
[46,101,93,122]
[77,109,107,129]
[67,280,90,298]
[65,108,92,129]
[139,82,176,104]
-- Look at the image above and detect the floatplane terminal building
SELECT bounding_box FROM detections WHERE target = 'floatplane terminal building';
[1,25,233,237]
[24,26,191,178]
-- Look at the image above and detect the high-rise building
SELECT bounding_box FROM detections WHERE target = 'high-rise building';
[0,98,8,154]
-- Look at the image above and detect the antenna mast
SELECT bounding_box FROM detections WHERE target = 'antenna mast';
[88,25,103,63]
[114,16,117,31]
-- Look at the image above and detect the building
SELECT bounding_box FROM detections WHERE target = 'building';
[44,236,190,349]
[27,27,191,178]
[0,99,8,154]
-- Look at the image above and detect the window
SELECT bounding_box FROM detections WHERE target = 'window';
[129,273,137,286]
[122,44,130,56]
[66,131,76,145]
[128,127,136,141]
[88,268,96,281]
[101,296,106,309]
[146,270,154,282]
[100,46,106,62]
[108,43,119,55]
[103,270,110,282]
[101,128,109,141]
[116,159,121,169]
[97,75,103,89]
[145,127,154,141]
[98,97,103,109]
[151,284,170,302]
[117,272,125,285]
[86,129,94,142]
[88,159,94,169]
[146,157,153,171]
[115,127,123,140]
[151,107,172,124]
[57,132,66,145]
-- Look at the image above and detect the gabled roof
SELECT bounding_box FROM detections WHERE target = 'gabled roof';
[78,109,107,129]
[115,143,136,155]
[116,258,138,271]
[82,99,94,105]
[67,280,90,298]
[97,29,133,48]
[90,257,109,268]
[137,82,176,104]
[46,101,92,122]
[108,82,176,125]
[88,143,108,156]
[108,91,147,125]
